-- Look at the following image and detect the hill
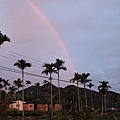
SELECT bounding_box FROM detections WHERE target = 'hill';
[18,84,120,110]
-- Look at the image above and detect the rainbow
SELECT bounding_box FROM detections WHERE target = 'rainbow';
[26,0,77,72]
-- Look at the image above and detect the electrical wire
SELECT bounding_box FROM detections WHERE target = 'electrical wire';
[0,48,74,77]
[0,48,120,93]
[0,65,70,83]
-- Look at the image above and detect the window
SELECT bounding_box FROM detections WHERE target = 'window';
[30,105,32,108]
[16,104,20,107]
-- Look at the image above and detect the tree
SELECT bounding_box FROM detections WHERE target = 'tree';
[13,78,22,112]
[70,72,81,111]
[14,59,31,118]
[98,81,111,116]
[69,88,75,105]
[42,63,57,119]
[0,78,4,101]
[43,80,49,102]
[8,85,17,101]
[35,82,40,99]
[25,80,31,98]
[0,31,10,46]
[8,85,17,113]
[54,59,67,105]
[3,79,10,105]
[87,82,94,108]
[80,73,91,110]
[3,79,10,91]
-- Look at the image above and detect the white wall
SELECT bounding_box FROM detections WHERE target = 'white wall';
[9,100,23,111]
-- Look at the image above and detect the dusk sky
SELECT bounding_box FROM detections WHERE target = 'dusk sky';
[0,0,120,93]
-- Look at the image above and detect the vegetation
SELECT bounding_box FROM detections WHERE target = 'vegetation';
[98,81,111,117]
[0,81,120,120]
[54,58,67,105]
[87,82,94,109]
[13,78,22,112]
[70,72,81,111]
[14,59,32,118]
[0,31,10,46]
[41,63,57,119]
[35,82,40,99]
[80,73,91,110]
[0,31,120,119]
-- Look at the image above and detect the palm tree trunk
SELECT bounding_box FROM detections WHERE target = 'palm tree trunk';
[45,84,47,102]
[104,96,106,114]
[90,89,93,108]
[0,89,1,101]
[73,92,75,105]
[18,87,19,113]
[81,99,82,111]
[50,74,53,119]
[12,95,13,114]
[4,89,7,107]
[77,82,80,111]
[22,70,24,119]
[101,96,103,117]
[5,91,7,105]
[84,84,87,110]
[58,71,60,106]
[37,86,38,99]
[26,85,29,103]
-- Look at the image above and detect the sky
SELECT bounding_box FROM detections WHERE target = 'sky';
[0,0,120,93]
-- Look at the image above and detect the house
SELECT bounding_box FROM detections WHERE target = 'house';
[54,104,62,111]
[9,100,23,111]
[37,104,48,111]
[24,103,34,111]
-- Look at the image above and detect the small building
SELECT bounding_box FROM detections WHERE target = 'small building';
[54,104,62,111]
[24,103,34,111]
[9,100,23,111]
[37,104,48,111]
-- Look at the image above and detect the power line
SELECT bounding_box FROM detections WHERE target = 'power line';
[0,54,73,78]
[1,65,120,93]
[1,49,120,88]
[0,65,70,83]
[0,48,74,77]
[1,48,44,64]
[0,54,43,69]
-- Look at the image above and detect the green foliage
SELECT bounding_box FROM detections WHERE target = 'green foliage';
[0,31,10,45]
[0,100,9,119]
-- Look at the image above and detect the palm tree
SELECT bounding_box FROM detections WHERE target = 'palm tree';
[0,78,4,101]
[8,85,17,99]
[3,79,10,91]
[25,80,31,98]
[54,59,67,105]
[98,81,111,116]
[13,78,22,112]
[35,82,40,99]
[43,80,49,102]
[80,73,90,110]
[0,31,10,46]
[87,82,94,108]
[14,59,31,118]
[3,79,10,105]
[70,72,81,111]
[69,88,75,105]
[8,85,17,112]
[42,63,57,119]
